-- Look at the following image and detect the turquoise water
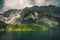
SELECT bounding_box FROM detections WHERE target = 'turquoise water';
[0,30,60,40]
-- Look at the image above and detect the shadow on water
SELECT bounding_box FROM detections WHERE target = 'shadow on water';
[0,30,60,40]
[0,31,6,40]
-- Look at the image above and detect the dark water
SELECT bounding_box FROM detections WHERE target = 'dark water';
[0,30,60,40]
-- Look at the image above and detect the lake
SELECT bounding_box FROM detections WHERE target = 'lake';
[0,30,60,40]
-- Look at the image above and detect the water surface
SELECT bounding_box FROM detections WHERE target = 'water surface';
[0,30,60,40]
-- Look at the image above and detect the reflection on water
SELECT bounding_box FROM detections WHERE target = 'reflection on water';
[0,30,60,40]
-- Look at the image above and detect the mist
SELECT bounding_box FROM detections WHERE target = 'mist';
[3,0,59,11]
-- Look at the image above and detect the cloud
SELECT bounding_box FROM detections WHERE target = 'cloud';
[3,0,60,11]
[4,0,33,11]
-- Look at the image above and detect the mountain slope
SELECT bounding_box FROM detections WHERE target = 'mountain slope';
[0,5,60,26]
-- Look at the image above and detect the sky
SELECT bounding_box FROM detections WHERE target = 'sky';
[0,0,4,13]
[0,0,60,13]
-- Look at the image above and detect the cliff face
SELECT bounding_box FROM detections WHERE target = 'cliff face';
[0,5,60,25]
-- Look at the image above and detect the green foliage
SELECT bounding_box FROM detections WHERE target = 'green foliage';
[0,23,58,32]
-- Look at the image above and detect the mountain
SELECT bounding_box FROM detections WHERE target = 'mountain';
[0,5,60,26]
[0,9,21,24]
